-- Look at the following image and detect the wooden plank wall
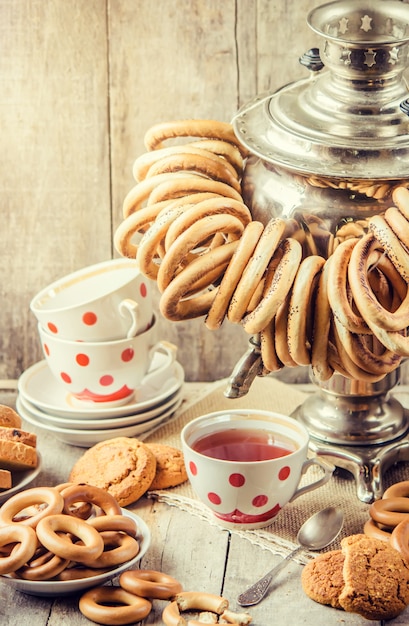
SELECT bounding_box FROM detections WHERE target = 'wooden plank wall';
[2,0,407,385]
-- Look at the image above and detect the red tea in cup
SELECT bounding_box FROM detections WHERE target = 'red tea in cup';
[192,428,297,462]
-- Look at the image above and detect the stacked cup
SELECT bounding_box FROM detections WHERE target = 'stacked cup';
[30,258,175,409]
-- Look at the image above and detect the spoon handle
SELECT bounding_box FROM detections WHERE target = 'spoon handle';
[237,545,303,607]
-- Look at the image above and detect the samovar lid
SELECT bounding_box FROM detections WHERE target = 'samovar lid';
[233,0,409,179]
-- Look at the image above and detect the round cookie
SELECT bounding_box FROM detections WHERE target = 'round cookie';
[145,443,188,490]
[301,550,345,609]
[339,533,409,621]
[0,405,22,429]
[68,437,157,507]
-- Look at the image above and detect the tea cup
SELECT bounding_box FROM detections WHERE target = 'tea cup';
[30,258,152,341]
[181,409,334,530]
[37,316,175,408]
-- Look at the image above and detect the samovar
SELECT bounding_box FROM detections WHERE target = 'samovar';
[227,0,409,502]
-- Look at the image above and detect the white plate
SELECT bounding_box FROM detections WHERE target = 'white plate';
[18,359,184,419]
[0,509,150,597]
[17,388,183,430]
[17,396,182,447]
[0,452,43,505]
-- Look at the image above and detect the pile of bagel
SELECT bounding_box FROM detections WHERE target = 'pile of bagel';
[114,119,409,384]
[365,480,409,565]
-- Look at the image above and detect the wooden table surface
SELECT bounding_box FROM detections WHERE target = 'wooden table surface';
[1,382,409,626]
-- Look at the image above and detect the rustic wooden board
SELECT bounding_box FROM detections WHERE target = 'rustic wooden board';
[2,0,406,387]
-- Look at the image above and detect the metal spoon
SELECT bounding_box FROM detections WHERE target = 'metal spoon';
[237,506,344,607]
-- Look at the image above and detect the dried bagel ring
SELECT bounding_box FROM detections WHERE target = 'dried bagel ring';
[147,175,243,205]
[157,213,245,292]
[228,218,288,323]
[365,319,409,357]
[16,547,70,581]
[0,524,38,574]
[327,237,371,334]
[274,292,298,368]
[186,139,244,173]
[331,317,386,382]
[390,520,409,562]
[287,255,325,366]
[144,119,248,156]
[384,205,409,250]
[54,482,93,520]
[114,199,171,258]
[0,486,64,528]
[311,256,334,382]
[163,196,251,253]
[160,241,239,321]
[132,144,236,182]
[369,497,409,528]
[205,221,264,330]
[119,569,183,600]
[363,518,392,542]
[369,214,409,281]
[122,172,197,218]
[36,514,104,566]
[392,185,409,220]
[145,152,241,193]
[163,591,229,626]
[332,315,401,376]
[61,483,122,517]
[89,531,140,569]
[137,204,187,279]
[79,587,152,625]
[383,482,409,499]
[260,315,284,372]
[87,514,138,538]
[348,233,409,332]
[241,237,302,334]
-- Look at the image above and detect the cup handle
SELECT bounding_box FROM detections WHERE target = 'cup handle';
[143,341,178,385]
[118,298,140,338]
[289,457,335,502]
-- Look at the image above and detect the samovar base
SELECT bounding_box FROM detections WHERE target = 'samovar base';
[292,369,409,503]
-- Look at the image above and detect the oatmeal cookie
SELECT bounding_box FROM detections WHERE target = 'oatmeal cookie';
[145,443,188,490]
[339,533,409,620]
[301,550,345,609]
[68,437,157,506]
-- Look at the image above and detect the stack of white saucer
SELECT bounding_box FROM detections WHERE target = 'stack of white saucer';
[16,354,184,448]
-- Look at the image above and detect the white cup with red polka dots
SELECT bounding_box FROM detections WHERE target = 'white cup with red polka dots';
[37,316,176,408]
[30,259,152,341]
[181,410,334,530]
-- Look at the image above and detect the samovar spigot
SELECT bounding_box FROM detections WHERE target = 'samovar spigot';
[224,335,264,399]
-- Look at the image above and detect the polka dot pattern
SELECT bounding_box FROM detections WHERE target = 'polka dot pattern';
[188,460,293,523]
[42,279,150,338]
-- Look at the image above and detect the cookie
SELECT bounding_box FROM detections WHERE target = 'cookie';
[0,405,22,429]
[0,439,37,470]
[68,437,157,507]
[339,533,409,621]
[0,426,37,448]
[301,550,345,609]
[145,443,188,490]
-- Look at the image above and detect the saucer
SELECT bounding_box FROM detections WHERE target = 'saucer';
[17,396,182,447]
[0,509,150,596]
[18,359,184,419]
[0,452,43,505]
[17,388,183,430]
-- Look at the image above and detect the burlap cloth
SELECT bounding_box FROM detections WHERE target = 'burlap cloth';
[144,376,409,564]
